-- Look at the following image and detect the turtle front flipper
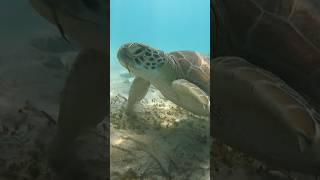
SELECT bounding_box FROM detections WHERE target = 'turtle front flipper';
[50,49,107,178]
[213,56,320,173]
[171,79,210,116]
[127,77,150,115]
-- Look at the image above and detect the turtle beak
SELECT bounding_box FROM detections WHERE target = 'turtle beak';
[118,44,137,74]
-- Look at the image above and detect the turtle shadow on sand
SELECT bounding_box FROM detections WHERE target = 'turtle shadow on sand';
[110,90,210,180]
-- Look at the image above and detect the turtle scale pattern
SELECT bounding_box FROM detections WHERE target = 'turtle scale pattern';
[219,0,320,105]
[213,0,320,176]
[168,51,210,95]
[216,0,320,123]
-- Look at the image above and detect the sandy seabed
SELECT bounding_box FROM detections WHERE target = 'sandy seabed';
[110,68,320,180]
[0,35,109,180]
[110,74,210,180]
[0,36,317,179]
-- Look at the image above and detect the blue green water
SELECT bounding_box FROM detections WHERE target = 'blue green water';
[110,0,210,79]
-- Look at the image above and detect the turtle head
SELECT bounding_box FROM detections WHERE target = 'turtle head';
[117,42,167,78]
[29,0,107,53]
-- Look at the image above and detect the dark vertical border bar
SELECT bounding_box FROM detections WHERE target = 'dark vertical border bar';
[210,0,215,179]
[106,0,111,179]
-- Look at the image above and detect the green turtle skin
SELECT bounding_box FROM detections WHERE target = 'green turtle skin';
[117,42,210,116]
[213,0,320,175]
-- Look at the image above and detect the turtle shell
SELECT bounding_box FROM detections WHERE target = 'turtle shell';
[215,0,320,107]
[167,51,210,95]
[213,0,320,175]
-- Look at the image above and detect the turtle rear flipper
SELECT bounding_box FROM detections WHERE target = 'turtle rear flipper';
[213,56,320,173]
[172,79,210,116]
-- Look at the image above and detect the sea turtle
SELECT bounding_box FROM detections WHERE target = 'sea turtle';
[213,0,320,176]
[117,42,210,116]
[29,0,107,179]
